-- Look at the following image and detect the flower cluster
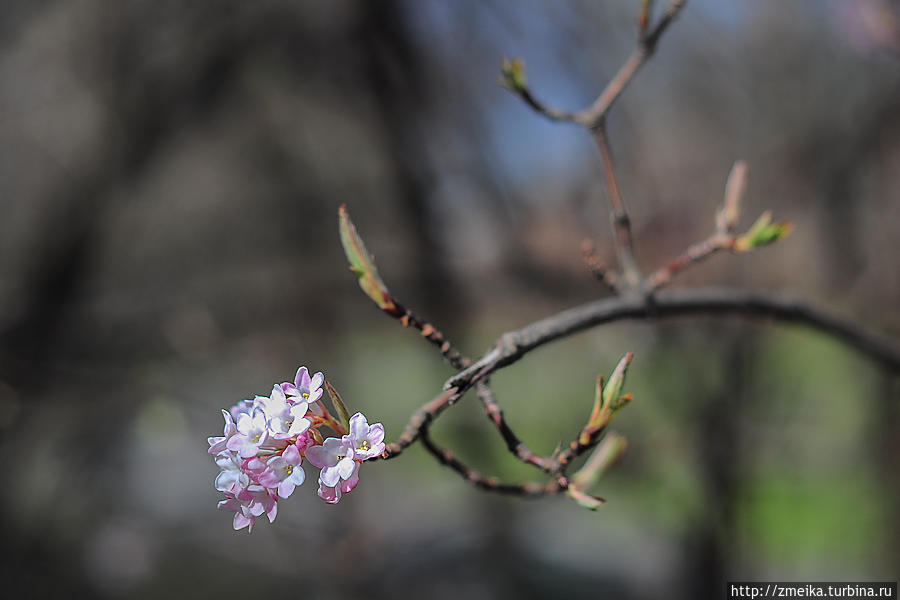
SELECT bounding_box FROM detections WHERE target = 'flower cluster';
[208,366,385,532]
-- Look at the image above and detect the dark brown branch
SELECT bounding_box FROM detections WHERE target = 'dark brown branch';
[418,424,568,497]
[477,382,553,472]
[593,124,641,289]
[448,288,900,394]
[381,288,899,460]
[387,301,471,370]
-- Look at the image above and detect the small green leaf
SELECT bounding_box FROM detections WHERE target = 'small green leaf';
[583,354,635,440]
[566,486,606,511]
[338,204,397,312]
[325,381,351,433]
[734,210,793,252]
[601,352,633,413]
[499,57,527,92]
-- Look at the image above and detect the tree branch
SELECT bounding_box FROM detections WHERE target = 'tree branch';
[381,288,899,460]
[418,424,568,497]
[477,381,553,472]
[449,288,900,393]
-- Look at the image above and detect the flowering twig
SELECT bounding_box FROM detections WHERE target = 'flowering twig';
[340,205,562,487]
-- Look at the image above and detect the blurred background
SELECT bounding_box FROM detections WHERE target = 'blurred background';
[1,0,899,598]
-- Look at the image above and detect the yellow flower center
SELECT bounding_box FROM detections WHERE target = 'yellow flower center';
[359,440,370,451]
[302,392,310,399]
[285,465,293,475]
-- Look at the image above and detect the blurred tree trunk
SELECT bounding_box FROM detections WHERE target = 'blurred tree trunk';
[355,0,461,328]
[680,326,752,599]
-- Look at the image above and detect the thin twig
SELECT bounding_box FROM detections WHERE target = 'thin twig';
[551,425,610,474]
[593,123,641,289]
[643,234,734,292]
[511,87,580,123]
[578,0,687,128]
[505,0,687,128]
[382,388,459,458]
[419,424,568,497]
[582,239,621,293]
[477,381,553,472]
[391,304,472,370]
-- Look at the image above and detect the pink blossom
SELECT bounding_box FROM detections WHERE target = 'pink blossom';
[217,485,276,533]
[237,485,278,524]
[344,412,385,460]
[306,437,356,487]
[258,445,306,499]
[207,410,236,455]
[227,408,269,458]
[218,492,254,531]
[262,386,311,440]
[210,365,386,530]
[214,451,248,493]
[282,366,324,404]
[316,464,359,504]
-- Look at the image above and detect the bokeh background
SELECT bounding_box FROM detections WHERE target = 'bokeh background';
[1,1,898,598]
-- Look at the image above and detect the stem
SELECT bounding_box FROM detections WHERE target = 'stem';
[643,234,734,292]
[419,424,568,497]
[477,382,553,472]
[593,124,641,289]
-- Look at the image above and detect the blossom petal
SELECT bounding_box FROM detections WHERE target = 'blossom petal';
[368,423,385,445]
[320,466,340,487]
[233,512,253,531]
[277,480,295,499]
[337,456,356,480]
[349,412,367,439]
[305,445,329,468]
[309,372,324,391]
[294,366,310,388]
[282,444,301,465]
